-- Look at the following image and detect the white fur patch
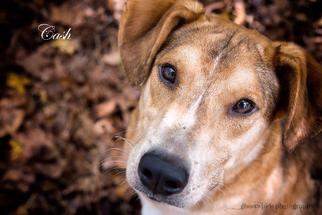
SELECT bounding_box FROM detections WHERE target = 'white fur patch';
[162,107,181,129]
[141,195,211,215]
[177,46,202,70]
[213,196,243,210]
[141,194,244,215]
[227,68,257,87]
[265,167,282,199]
[224,120,266,170]
[161,91,205,131]
[242,142,263,165]
[181,92,205,129]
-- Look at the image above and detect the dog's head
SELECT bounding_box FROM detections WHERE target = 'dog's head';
[118,0,322,209]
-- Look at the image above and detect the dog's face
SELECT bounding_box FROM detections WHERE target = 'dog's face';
[125,22,279,208]
[118,0,322,210]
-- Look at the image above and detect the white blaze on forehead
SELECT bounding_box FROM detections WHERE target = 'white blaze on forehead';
[161,91,206,130]
[181,91,205,128]
[209,52,223,78]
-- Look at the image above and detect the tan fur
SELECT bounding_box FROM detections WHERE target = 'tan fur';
[118,0,322,214]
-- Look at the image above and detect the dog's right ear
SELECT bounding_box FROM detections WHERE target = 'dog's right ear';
[273,42,322,150]
[118,0,204,86]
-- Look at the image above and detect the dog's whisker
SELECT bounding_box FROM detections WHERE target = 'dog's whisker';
[104,158,127,165]
[119,179,128,186]
[113,135,135,148]
[103,148,128,157]
[100,156,126,162]
[204,194,213,205]
[100,159,126,170]
[105,155,126,160]
[100,163,126,170]
[102,154,126,159]
[111,170,126,177]
[101,160,126,166]
[112,130,127,137]
[216,186,226,196]
[106,147,125,152]
[101,167,126,175]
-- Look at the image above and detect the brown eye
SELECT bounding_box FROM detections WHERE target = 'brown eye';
[231,99,256,115]
[159,64,176,85]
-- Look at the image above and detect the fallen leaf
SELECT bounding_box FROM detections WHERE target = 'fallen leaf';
[6,73,31,95]
[73,113,97,148]
[9,139,23,161]
[51,39,79,55]
[0,97,26,137]
[2,168,35,192]
[0,109,25,137]
[14,128,56,161]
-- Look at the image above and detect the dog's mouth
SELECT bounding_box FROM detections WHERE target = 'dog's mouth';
[134,184,186,208]
[145,192,165,203]
[147,194,158,202]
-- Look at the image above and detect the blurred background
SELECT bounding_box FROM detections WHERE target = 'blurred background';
[0,0,321,214]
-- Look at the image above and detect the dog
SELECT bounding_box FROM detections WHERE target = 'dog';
[117,0,322,214]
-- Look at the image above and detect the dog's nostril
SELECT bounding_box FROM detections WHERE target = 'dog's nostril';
[142,168,153,180]
[165,180,180,189]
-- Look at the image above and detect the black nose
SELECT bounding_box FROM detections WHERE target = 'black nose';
[138,152,188,196]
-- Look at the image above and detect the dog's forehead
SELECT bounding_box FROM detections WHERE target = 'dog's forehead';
[160,16,273,70]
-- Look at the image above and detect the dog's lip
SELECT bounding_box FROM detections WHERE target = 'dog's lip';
[146,193,159,202]
[137,188,164,203]
[134,185,185,208]
[146,193,184,208]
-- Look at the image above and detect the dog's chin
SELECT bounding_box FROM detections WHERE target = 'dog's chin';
[138,185,223,210]
[134,186,186,208]
[126,170,209,209]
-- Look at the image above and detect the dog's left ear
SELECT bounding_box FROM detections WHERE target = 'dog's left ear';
[273,42,322,150]
[118,0,204,86]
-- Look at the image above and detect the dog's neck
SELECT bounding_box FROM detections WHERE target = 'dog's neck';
[140,123,316,215]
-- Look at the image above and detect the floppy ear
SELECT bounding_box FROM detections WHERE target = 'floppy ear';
[118,0,204,86]
[273,42,322,150]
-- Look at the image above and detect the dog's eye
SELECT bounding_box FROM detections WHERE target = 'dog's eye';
[231,99,256,115]
[159,64,176,85]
